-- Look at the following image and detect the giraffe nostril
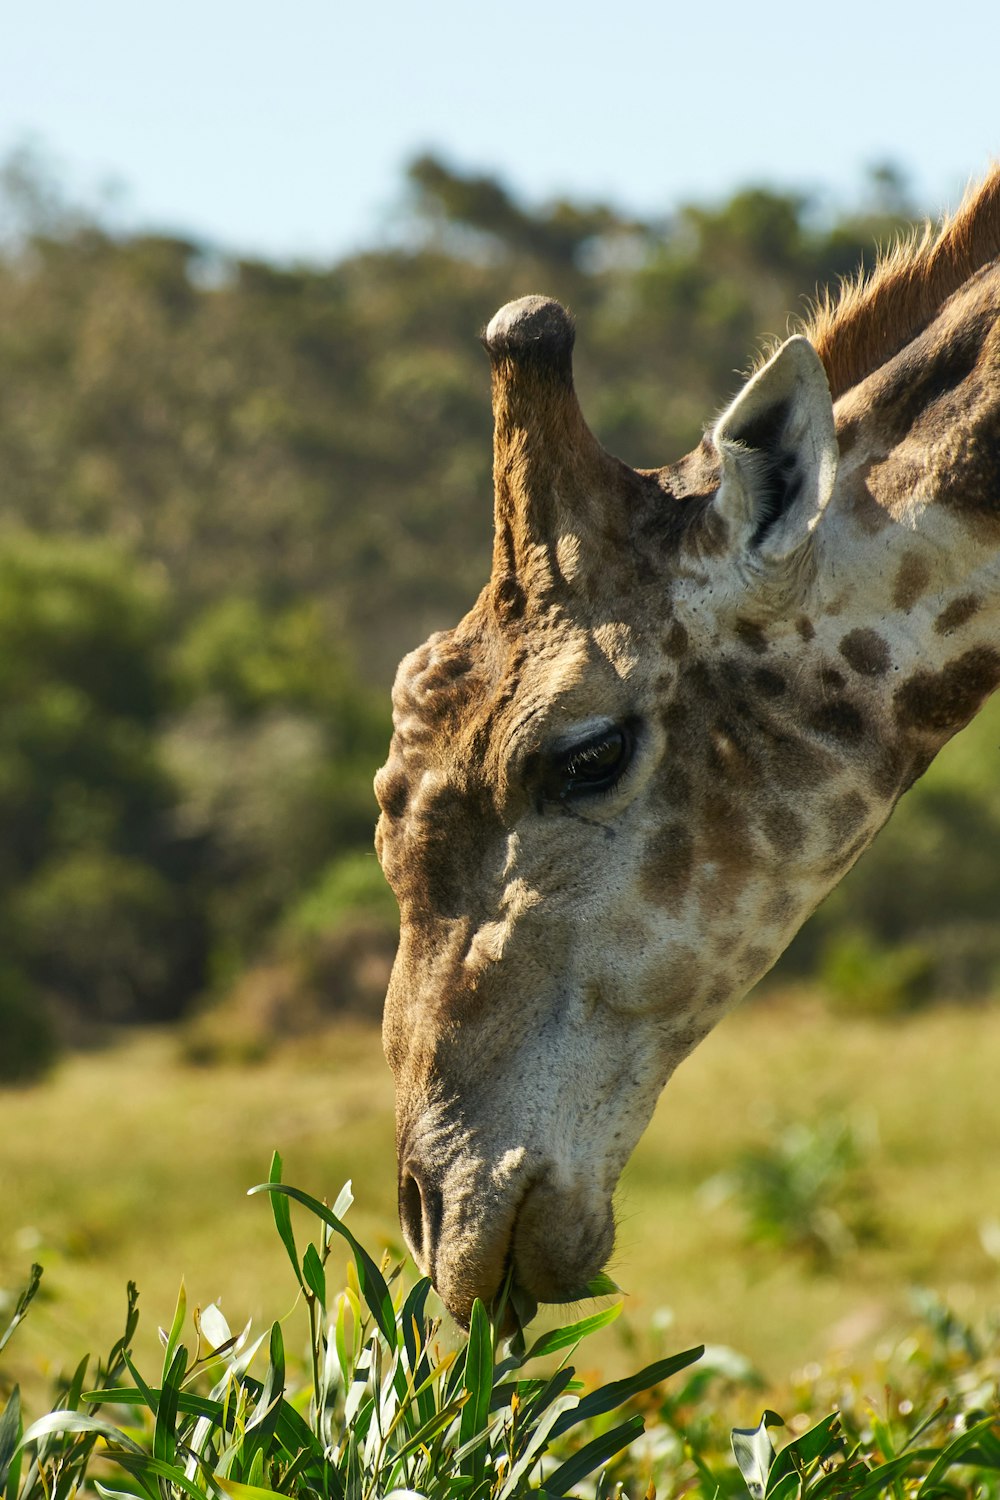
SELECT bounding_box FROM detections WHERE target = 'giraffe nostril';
[398,1160,444,1277]
[398,1169,423,1256]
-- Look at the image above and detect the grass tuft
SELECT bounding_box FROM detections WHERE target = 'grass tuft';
[2,1158,999,1497]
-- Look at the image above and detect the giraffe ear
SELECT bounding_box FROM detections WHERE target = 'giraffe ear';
[711,335,838,564]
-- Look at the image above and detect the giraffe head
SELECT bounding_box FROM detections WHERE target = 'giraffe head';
[376,211,1000,1324]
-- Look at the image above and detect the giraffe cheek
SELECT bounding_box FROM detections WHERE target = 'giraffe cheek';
[602,941,707,1021]
[639,822,695,911]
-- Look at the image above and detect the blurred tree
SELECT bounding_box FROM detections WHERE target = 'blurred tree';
[407,153,633,270]
[0,535,207,1030]
[167,598,389,971]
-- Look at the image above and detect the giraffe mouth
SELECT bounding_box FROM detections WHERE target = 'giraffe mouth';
[435,1165,611,1332]
[488,1268,539,1341]
[504,1172,616,1318]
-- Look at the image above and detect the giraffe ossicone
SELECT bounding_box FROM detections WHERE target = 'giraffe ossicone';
[374,170,1000,1326]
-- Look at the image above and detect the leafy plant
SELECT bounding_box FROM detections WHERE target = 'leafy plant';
[731,1401,1000,1499]
[704,1111,880,1268]
[0,1155,702,1499]
[3,1159,998,1498]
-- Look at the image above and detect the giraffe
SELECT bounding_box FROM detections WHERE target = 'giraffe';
[374,169,1000,1327]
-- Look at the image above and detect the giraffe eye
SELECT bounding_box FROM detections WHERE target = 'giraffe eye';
[540,722,636,803]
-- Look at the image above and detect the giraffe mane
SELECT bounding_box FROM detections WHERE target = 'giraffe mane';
[801,164,1000,401]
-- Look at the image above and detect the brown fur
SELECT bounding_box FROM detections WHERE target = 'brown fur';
[935,594,982,634]
[802,168,1000,400]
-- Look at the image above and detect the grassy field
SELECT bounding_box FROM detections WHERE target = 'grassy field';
[1,991,998,1418]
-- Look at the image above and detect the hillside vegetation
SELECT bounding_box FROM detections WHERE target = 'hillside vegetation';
[0,153,998,1076]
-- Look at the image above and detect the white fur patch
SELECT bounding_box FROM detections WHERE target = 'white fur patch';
[593,621,639,677]
[555,531,581,581]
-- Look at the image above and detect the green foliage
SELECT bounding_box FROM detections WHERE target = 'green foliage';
[817,929,935,1014]
[14,850,197,1023]
[0,967,55,1083]
[704,1112,879,1269]
[166,598,389,973]
[0,533,390,1068]
[0,536,205,1032]
[0,1158,702,1498]
[2,1165,998,1498]
[0,151,912,672]
[286,852,396,937]
[731,1361,1000,1500]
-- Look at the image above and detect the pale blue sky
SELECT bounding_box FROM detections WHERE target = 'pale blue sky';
[2,0,997,260]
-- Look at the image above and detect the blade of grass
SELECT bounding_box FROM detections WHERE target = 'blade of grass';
[764,1411,841,1493]
[121,1349,159,1417]
[160,1281,187,1382]
[17,1411,148,1459]
[524,1301,622,1360]
[114,1451,228,1500]
[497,1394,580,1500]
[261,1152,304,1293]
[0,1266,42,1357]
[153,1343,186,1465]
[582,1272,621,1297]
[94,1484,154,1500]
[917,1415,1000,1491]
[843,1450,939,1499]
[103,1281,141,1385]
[216,1478,286,1500]
[731,1411,784,1500]
[302,1243,326,1305]
[62,1355,90,1414]
[0,1388,21,1490]
[551,1346,704,1440]
[249,1182,395,1345]
[542,1412,646,1496]
[458,1300,492,1487]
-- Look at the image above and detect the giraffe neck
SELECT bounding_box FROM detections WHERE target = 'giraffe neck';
[810,268,1000,784]
[817,441,1000,696]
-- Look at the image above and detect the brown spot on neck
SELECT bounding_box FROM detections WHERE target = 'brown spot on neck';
[753,667,787,698]
[735,619,769,655]
[641,823,694,911]
[824,788,870,850]
[839,628,891,677]
[761,803,806,856]
[934,593,982,634]
[893,552,932,611]
[895,647,1000,736]
[664,620,689,658]
[808,699,867,743]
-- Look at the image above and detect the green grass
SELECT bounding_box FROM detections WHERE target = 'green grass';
[2,1165,705,1500]
[1,993,999,1422]
[617,991,1000,1387]
[2,1148,998,1498]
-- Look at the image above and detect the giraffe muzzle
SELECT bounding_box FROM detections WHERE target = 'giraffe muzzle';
[398,1143,615,1328]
